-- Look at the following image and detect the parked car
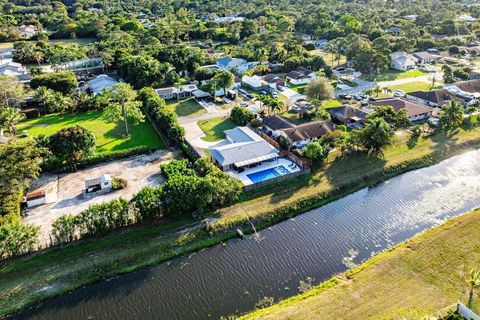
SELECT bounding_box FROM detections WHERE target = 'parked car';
[239,89,247,95]
[335,67,346,73]
[246,93,254,99]
[260,90,267,95]
[353,94,363,101]
[393,90,405,97]
[271,92,278,98]
[369,96,377,101]
[338,94,352,100]
[223,98,232,104]
[240,102,249,107]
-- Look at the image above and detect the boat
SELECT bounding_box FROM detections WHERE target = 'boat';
[236,228,245,239]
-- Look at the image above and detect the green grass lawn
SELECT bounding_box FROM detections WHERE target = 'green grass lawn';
[278,111,309,125]
[197,116,237,142]
[377,81,433,98]
[323,99,343,108]
[364,69,428,82]
[166,98,207,117]
[18,110,165,153]
[288,83,307,94]
[242,207,480,319]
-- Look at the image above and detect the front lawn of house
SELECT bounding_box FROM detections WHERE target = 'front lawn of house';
[18,109,165,153]
[364,69,428,82]
[376,81,433,98]
[197,116,237,142]
[166,98,207,117]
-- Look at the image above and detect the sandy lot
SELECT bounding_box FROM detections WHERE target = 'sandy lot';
[23,150,176,244]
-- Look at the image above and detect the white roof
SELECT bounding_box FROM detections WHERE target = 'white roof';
[0,61,28,77]
[280,87,306,101]
[242,75,265,88]
[87,74,118,94]
[209,127,279,167]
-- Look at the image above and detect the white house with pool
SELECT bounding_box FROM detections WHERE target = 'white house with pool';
[208,126,301,185]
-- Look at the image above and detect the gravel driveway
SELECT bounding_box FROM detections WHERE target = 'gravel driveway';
[23,150,176,244]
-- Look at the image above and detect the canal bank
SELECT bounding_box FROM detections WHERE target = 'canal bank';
[7,148,480,319]
[1,129,480,318]
[242,206,480,320]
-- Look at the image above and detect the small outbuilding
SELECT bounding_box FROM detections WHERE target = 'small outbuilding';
[25,190,46,208]
[85,174,112,194]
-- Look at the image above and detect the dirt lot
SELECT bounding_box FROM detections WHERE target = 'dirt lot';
[23,150,176,244]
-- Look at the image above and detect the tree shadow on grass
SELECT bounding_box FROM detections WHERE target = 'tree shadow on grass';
[407,133,420,149]
[429,129,460,157]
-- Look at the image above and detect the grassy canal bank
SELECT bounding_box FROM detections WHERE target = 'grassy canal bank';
[2,126,480,317]
[241,207,480,320]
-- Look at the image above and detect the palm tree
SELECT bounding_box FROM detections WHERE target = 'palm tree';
[372,85,383,97]
[465,268,480,308]
[382,86,392,96]
[363,88,374,96]
[257,95,271,114]
[360,117,392,153]
[440,100,465,130]
[267,98,283,115]
[0,106,25,138]
[33,86,53,110]
[213,70,235,97]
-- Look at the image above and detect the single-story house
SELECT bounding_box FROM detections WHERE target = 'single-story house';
[155,84,198,100]
[385,25,401,35]
[278,87,306,104]
[412,51,439,64]
[214,16,245,23]
[216,57,257,74]
[18,25,37,38]
[454,79,480,94]
[242,74,285,92]
[0,61,30,80]
[209,126,279,171]
[390,51,416,71]
[263,115,335,148]
[286,67,317,85]
[369,98,434,121]
[87,74,118,95]
[405,89,471,108]
[327,105,369,128]
[262,74,286,90]
[458,15,477,23]
[0,49,13,64]
[304,39,328,49]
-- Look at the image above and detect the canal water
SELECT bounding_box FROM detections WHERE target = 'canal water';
[16,150,480,320]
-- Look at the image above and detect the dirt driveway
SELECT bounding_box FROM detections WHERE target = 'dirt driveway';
[23,150,176,244]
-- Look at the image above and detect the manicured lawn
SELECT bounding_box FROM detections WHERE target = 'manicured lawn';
[323,99,343,108]
[308,49,347,67]
[242,207,480,319]
[166,98,207,117]
[278,111,309,125]
[378,81,433,98]
[18,110,165,153]
[197,116,237,142]
[288,83,307,94]
[364,68,428,81]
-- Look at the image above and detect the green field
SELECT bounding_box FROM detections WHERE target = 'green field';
[377,81,433,98]
[242,208,480,319]
[365,69,428,82]
[18,110,165,153]
[197,116,237,141]
[166,98,207,117]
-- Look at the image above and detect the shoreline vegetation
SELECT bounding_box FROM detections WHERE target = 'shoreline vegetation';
[1,127,480,318]
[241,207,480,319]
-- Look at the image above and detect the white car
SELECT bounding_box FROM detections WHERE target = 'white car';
[393,90,405,97]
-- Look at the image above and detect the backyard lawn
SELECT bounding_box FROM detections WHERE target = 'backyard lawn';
[18,110,165,153]
[377,81,433,98]
[288,83,307,94]
[197,116,237,142]
[166,98,207,117]
[364,68,428,81]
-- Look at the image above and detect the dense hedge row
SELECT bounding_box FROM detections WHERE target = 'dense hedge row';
[139,88,185,146]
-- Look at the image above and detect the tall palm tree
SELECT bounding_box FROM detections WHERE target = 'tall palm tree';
[213,70,235,97]
[372,85,383,97]
[33,86,53,110]
[465,268,480,308]
[267,98,283,115]
[0,106,25,138]
[440,100,464,130]
[382,86,392,96]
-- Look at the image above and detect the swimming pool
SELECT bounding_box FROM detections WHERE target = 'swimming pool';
[246,165,290,184]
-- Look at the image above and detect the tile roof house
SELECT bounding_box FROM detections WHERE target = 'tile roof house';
[286,67,317,85]
[369,98,434,121]
[209,126,279,171]
[0,61,30,80]
[263,115,335,147]
[18,25,37,38]
[87,74,119,95]
[390,51,416,71]
[155,84,198,100]
[405,89,472,108]
[216,57,256,74]
[412,51,440,64]
[327,105,369,128]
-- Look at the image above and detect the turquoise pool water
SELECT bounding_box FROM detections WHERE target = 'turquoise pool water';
[246,165,290,183]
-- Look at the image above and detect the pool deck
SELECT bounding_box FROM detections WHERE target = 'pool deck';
[227,157,301,185]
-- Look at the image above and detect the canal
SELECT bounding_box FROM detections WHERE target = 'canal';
[16,150,480,320]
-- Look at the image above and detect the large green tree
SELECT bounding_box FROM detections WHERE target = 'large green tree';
[0,106,25,137]
[359,118,393,152]
[305,77,334,101]
[103,83,144,136]
[440,100,464,130]
[48,125,96,165]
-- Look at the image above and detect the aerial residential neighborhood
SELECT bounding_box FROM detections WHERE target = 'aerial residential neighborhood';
[1,1,480,320]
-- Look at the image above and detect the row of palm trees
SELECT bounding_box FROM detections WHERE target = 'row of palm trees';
[257,95,284,115]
